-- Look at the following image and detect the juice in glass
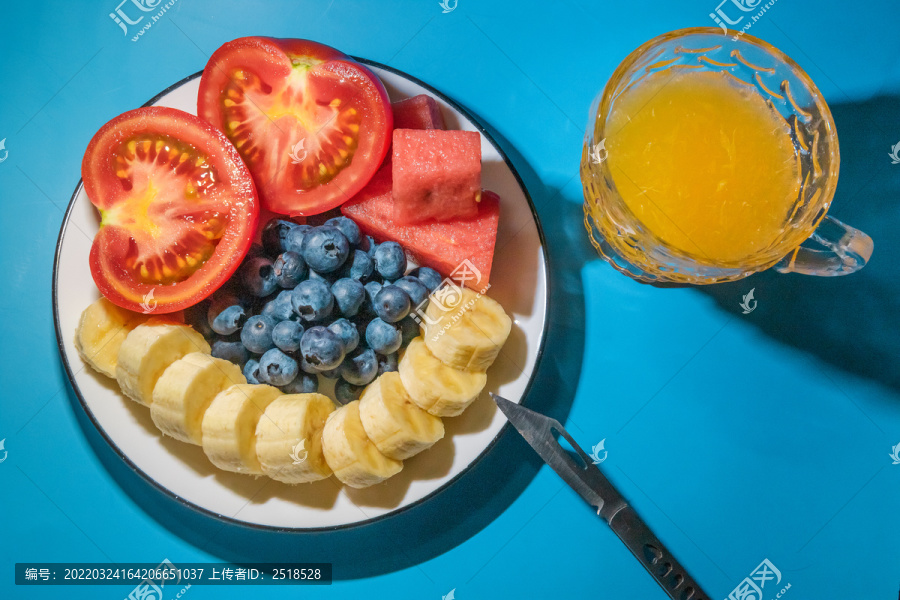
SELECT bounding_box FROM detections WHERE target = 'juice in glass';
[603,69,801,263]
[581,28,872,283]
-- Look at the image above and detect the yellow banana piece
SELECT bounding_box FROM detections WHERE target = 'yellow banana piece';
[358,372,444,460]
[255,393,335,484]
[115,321,210,405]
[201,383,282,475]
[423,286,511,372]
[74,297,161,378]
[151,352,246,445]
[399,337,487,417]
[321,400,402,488]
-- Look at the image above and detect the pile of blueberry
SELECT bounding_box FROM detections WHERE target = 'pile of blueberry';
[187,216,443,404]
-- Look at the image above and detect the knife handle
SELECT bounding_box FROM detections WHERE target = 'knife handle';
[608,505,709,600]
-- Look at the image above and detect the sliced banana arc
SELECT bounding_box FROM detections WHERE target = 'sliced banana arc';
[75,298,157,378]
[322,400,403,489]
[359,371,444,460]
[201,384,282,475]
[151,352,246,445]
[399,337,487,417]
[423,286,511,372]
[256,393,335,484]
[74,283,514,489]
[116,322,210,405]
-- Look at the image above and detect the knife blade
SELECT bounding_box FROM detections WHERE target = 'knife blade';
[493,394,710,600]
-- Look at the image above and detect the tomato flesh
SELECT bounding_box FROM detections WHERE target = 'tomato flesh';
[198,37,392,216]
[104,134,225,285]
[222,68,361,191]
[83,107,258,313]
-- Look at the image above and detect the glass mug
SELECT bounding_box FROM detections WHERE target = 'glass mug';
[581,27,874,284]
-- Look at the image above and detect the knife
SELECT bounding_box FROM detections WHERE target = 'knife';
[492,394,710,600]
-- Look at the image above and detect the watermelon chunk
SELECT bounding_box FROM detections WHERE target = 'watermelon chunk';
[392,95,445,130]
[392,129,481,225]
[342,177,499,290]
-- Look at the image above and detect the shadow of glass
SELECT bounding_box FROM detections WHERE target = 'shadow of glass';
[63,116,589,579]
[696,94,900,392]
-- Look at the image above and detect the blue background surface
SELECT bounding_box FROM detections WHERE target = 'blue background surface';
[2,0,900,598]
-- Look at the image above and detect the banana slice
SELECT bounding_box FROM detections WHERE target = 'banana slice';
[321,400,402,488]
[256,394,335,484]
[116,322,210,405]
[74,298,161,378]
[359,372,444,460]
[423,286,511,372]
[201,384,282,475]
[399,337,487,417]
[151,353,246,445]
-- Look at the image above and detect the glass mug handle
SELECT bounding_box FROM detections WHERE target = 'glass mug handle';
[774,215,874,276]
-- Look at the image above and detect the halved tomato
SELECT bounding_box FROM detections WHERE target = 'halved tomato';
[197,37,392,216]
[83,106,259,314]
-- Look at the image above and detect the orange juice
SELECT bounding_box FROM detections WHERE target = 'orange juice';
[604,69,801,263]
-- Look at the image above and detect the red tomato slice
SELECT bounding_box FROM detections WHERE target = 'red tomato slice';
[83,106,259,314]
[197,37,392,217]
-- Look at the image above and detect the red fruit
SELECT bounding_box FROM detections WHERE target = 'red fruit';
[391,129,482,225]
[342,174,499,289]
[197,37,392,217]
[83,107,259,314]
[391,95,445,130]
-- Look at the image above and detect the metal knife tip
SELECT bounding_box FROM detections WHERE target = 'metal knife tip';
[491,393,515,417]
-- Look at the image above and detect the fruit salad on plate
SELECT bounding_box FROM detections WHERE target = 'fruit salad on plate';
[73,37,513,490]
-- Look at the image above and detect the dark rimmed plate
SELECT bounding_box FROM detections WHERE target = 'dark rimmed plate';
[53,60,549,530]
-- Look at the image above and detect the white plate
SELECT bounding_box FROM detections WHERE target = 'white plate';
[53,61,548,530]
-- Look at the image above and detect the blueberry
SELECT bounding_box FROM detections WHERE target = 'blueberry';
[211,339,250,367]
[261,290,295,322]
[272,320,304,352]
[360,235,377,257]
[373,241,406,280]
[258,348,298,386]
[300,226,350,273]
[283,224,312,255]
[395,276,429,308]
[274,251,307,289]
[365,318,402,354]
[328,318,359,353]
[319,366,341,379]
[337,249,375,281]
[262,219,298,256]
[374,285,410,323]
[364,281,382,306]
[241,315,277,354]
[243,359,262,384]
[241,256,278,297]
[308,270,336,285]
[210,304,246,336]
[299,356,320,375]
[410,267,442,292]
[335,379,365,405]
[340,349,378,386]
[300,326,345,371]
[331,278,365,317]
[324,216,361,246]
[280,373,319,394]
[350,317,369,342]
[377,352,399,375]
[208,294,245,333]
[291,280,334,322]
[398,316,421,347]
